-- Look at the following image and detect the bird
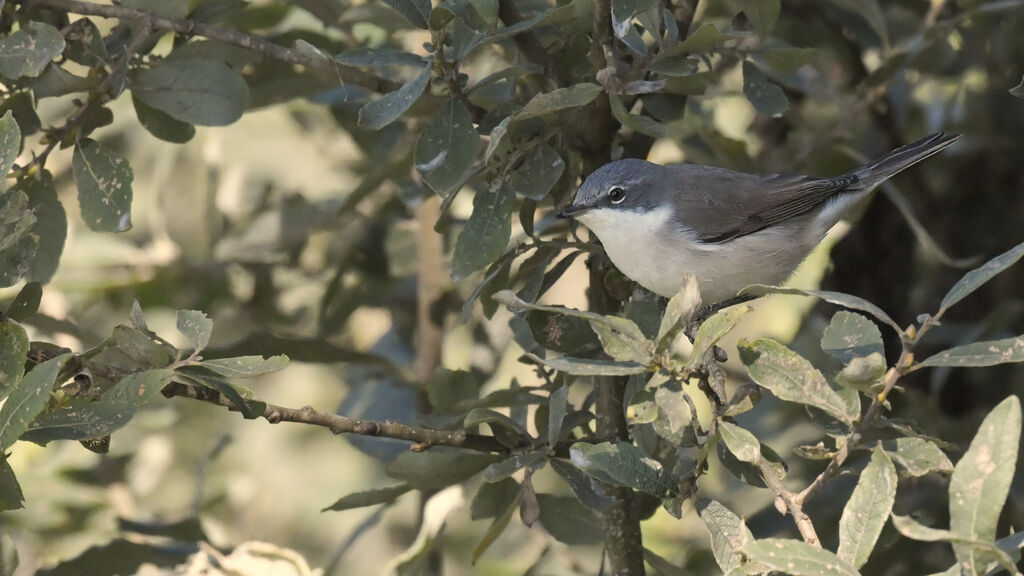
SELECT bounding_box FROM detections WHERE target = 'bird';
[557,132,961,305]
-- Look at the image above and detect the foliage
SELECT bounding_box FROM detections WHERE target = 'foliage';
[1,0,1024,575]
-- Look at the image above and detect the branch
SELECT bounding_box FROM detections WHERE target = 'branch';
[161,381,509,453]
[16,0,399,92]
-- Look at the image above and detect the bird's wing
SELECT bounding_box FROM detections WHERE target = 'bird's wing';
[666,165,863,244]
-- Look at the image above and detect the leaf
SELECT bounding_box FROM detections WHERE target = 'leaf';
[113,325,173,365]
[949,396,1021,573]
[0,21,66,79]
[132,95,196,144]
[177,309,214,353]
[452,181,515,280]
[742,60,787,117]
[323,484,412,511]
[718,421,761,464]
[198,355,289,378]
[740,539,859,576]
[0,322,28,398]
[22,369,175,444]
[536,494,604,545]
[335,48,426,70]
[179,368,265,420]
[610,0,659,38]
[6,282,41,322]
[821,311,884,364]
[385,485,464,576]
[915,335,1024,369]
[482,450,545,482]
[547,384,569,448]
[672,23,732,53]
[822,0,888,47]
[415,99,481,197]
[608,94,668,138]
[0,111,20,177]
[1011,74,1024,99]
[72,139,134,233]
[514,84,603,121]
[0,353,69,451]
[131,58,248,126]
[464,408,532,447]
[358,63,431,130]
[471,484,519,563]
[735,0,780,36]
[882,437,953,477]
[379,0,431,28]
[506,143,565,201]
[522,352,649,376]
[19,171,66,283]
[0,456,24,512]
[656,276,701,353]
[837,445,897,568]
[471,477,519,519]
[738,338,855,424]
[685,305,751,371]
[28,64,98,99]
[697,499,754,575]
[760,47,817,73]
[742,284,903,335]
[937,240,1024,317]
[891,515,1020,576]
[386,448,500,489]
[569,441,670,496]
[549,459,615,510]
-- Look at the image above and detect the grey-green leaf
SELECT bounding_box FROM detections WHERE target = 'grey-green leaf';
[537,494,604,545]
[0,457,24,512]
[323,484,412,511]
[522,352,648,376]
[821,311,884,364]
[938,240,1024,317]
[20,171,66,284]
[883,437,953,477]
[198,355,289,378]
[452,182,515,280]
[547,384,569,448]
[610,0,659,38]
[741,539,859,576]
[506,143,565,201]
[5,283,40,323]
[73,139,134,233]
[1011,74,1024,99]
[0,353,69,451]
[358,63,431,130]
[742,285,903,335]
[742,60,787,117]
[891,515,1021,576]
[132,58,248,126]
[609,94,668,138]
[656,276,700,354]
[549,458,615,510]
[822,0,888,46]
[514,84,603,121]
[0,21,66,79]
[380,0,431,28]
[837,445,897,568]
[0,111,20,177]
[386,448,500,489]
[569,441,669,496]
[735,0,780,36]
[177,309,214,353]
[415,98,481,196]
[685,304,750,371]
[915,335,1024,370]
[718,421,761,464]
[0,322,28,397]
[697,499,754,575]
[949,395,1021,573]
[739,338,855,424]
[132,95,196,144]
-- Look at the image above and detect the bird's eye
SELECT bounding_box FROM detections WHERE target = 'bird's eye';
[608,186,626,204]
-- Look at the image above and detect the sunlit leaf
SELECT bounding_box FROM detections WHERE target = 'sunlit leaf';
[199,355,289,378]
[685,305,750,371]
[523,352,648,376]
[837,445,896,568]
[0,21,65,80]
[0,111,20,177]
[742,285,903,335]
[0,353,69,451]
[882,437,953,477]
[569,441,670,496]
[915,335,1024,369]
[891,515,1020,576]
[0,322,28,399]
[177,309,214,353]
[323,484,412,511]
[718,421,761,464]
[386,486,464,576]
[821,311,884,364]
[482,450,545,482]
[937,240,1024,317]
[697,499,754,575]
[72,139,134,233]
[132,59,248,126]
[741,539,859,576]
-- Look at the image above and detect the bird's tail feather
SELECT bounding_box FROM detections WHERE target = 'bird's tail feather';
[853,132,961,188]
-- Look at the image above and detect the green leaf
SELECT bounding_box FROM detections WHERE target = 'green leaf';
[22,369,175,444]
[6,282,41,322]
[427,368,478,413]
[179,368,265,420]
[741,539,859,576]
[380,0,431,28]
[549,458,615,510]
[652,279,700,351]
[696,499,754,575]
[915,335,1024,369]
[18,171,66,283]
[386,448,500,489]
[358,63,431,130]
[882,437,953,477]
[1010,74,1024,99]
[608,94,668,138]
[0,111,20,177]
[132,95,196,144]
[113,326,173,365]
[742,285,903,335]
[506,143,565,201]
[821,311,884,364]
[738,338,856,424]
[822,0,888,47]
[891,515,1020,576]
[415,99,481,197]
[335,48,426,69]
[72,139,134,233]
[522,351,649,376]
[938,240,1024,317]
[735,0,780,36]
[471,477,519,519]
[835,353,887,391]
[0,456,24,512]
[569,441,670,496]
[610,0,659,38]
[547,384,569,448]
[452,182,515,280]
[464,407,532,447]
[0,353,69,451]
[742,60,787,117]
[672,23,732,53]
[0,189,37,288]
[759,47,817,73]
[177,309,213,353]
[0,21,66,79]
[472,483,519,563]
[131,58,247,126]
[837,445,896,568]
[481,450,545,482]
[536,493,604,545]
[949,395,1021,573]
[685,304,751,371]
[0,322,28,398]
[386,486,465,576]
[514,84,603,121]
[718,420,761,464]
[198,355,289,378]
[323,484,412,511]
[28,64,98,99]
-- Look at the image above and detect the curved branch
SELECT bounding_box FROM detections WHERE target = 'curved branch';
[16,0,400,92]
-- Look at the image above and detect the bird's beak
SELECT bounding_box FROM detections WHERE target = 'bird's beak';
[557,202,590,219]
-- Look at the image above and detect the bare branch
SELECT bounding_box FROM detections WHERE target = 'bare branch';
[16,0,400,92]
